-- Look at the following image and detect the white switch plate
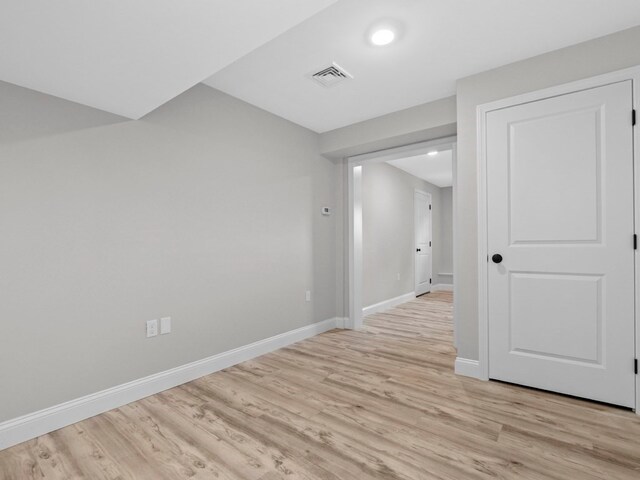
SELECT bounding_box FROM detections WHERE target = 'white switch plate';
[146,319,158,338]
[305,290,311,302]
[160,316,172,335]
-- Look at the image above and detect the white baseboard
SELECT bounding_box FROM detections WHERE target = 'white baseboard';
[334,317,348,329]
[432,284,453,292]
[363,292,415,316]
[454,357,482,379]
[0,317,340,451]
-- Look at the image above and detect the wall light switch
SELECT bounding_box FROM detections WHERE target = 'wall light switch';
[146,319,158,338]
[160,316,172,335]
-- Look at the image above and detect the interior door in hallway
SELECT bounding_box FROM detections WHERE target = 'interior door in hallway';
[486,80,636,407]
[415,189,432,296]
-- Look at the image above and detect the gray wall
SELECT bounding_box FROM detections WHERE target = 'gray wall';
[0,81,338,422]
[455,25,640,360]
[439,187,453,284]
[362,162,445,307]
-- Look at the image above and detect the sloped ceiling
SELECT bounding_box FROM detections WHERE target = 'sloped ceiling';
[0,0,338,119]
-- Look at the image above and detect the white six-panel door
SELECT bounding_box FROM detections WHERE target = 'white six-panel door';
[415,190,432,296]
[486,80,636,407]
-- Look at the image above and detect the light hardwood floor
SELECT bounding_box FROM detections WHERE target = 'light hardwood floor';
[2,291,640,479]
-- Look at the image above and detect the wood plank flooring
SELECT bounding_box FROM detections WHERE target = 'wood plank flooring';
[2,291,640,479]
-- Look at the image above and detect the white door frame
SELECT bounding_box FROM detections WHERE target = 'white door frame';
[414,189,432,296]
[477,65,640,413]
[347,136,457,330]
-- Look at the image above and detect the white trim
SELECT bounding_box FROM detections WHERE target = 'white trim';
[334,317,348,329]
[454,357,482,379]
[476,65,640,411]
[362,292,415,317]
[476,96,490,381]
[348,164,363,330]
[0,317,340,451]
[349,137,457,165]
[431,284,453,292]
[347,136,457,331]
[451,143,459,349]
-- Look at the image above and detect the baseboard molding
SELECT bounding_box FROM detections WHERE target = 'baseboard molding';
[334,317,348,329]
[0,317,340,451]
[432,284,453,292]
[363,292,415,317]
[454,357,482,379]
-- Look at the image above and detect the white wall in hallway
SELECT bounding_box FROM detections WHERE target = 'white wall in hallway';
[362,162,449,308]
[439,187,454,285]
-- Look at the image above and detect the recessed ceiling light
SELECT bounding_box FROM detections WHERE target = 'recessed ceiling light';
[371,29,395,46]
[427,151,438,156]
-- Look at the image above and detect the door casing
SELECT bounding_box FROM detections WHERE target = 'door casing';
[346,137,457,331]
[477,65,640,413]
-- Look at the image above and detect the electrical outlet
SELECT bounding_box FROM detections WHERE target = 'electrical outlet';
[306,290,311,302]
[160,316,172,335]
[146,319,158,338]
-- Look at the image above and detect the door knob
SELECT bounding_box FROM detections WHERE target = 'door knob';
[416,248,421,252]
[492,254,503,264]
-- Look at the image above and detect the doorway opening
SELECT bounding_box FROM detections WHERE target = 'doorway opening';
[347,136,458,345]
[414,189,433,298]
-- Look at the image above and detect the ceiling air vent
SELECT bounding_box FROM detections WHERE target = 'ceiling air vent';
[309,62,353,88]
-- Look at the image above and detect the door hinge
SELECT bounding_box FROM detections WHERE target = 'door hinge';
[429,278,432,284]
[429,204,432,210]
[429,241,432,247]
[634,234,637,250]
[633,109,637,126]
[635,358,638,375]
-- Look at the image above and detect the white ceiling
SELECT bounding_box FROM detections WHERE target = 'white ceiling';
[388,150,453,188]
[0,0,337,119]
[205,0,640,132]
